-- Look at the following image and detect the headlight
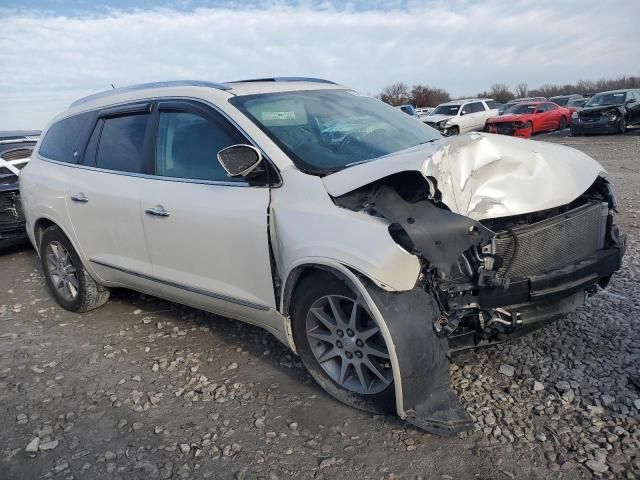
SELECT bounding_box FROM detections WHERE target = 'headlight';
[437,120,447,127]
[571,112,578,119]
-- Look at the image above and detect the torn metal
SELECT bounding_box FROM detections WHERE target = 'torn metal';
[331,133,626,434]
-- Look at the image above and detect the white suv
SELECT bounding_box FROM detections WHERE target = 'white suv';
[20,79,625,435]
[424,98,498,135]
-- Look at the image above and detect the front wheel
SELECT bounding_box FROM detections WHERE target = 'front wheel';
[558,116,567,131]
[618,117,627,134]
[291,272,395,414]
[40,226,110,312]
[446,125,460,136]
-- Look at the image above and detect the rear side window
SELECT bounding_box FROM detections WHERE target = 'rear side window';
[155,110,246,182]
[39,112,92,163]
[485,100,497,109]
[94,114,150,173]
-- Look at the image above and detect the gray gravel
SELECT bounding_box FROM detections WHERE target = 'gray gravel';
[1,128,639,479]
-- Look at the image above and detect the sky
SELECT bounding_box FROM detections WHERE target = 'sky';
[1,0,639,129]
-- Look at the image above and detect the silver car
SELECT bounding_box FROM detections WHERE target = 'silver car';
[20,78,626,435]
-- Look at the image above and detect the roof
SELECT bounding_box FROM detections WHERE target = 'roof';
[439,98,493,105]
[0,130,41,141]
[69,77,345,109]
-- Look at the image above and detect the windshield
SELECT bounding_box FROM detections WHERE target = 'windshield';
[230,90,441,174]
[550,97,569,106]
[504,104,537,114]
[431,104,460,116]
[569,99,587,107]
[586,92,626,107]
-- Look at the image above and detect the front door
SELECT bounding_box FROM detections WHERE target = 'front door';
[66,105,154,284]
[140,101,276,322]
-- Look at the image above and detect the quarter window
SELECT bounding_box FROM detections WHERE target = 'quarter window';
[94,114,150,173]
[155,110,246,182]
[39,112,93,163]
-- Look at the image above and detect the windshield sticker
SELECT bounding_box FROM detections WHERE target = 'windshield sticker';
[262,111,296,121]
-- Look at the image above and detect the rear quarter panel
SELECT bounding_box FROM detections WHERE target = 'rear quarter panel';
[20,156,74,253]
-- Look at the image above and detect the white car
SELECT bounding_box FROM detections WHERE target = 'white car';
[424,98,499,135]
[20,79,625,435]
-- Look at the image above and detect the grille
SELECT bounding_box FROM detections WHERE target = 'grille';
[580,112,602,123]
[495,123,517,135]
[0,191,24,225]
[1,148,33,161]
[492,202,608,278]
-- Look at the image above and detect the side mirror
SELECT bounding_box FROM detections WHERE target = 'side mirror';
[460,110,467,116]
[626,98,637,104]
[217,144,263,177]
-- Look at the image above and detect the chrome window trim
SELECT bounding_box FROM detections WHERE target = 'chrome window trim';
[90,259,271,311]
[38,95,283,188]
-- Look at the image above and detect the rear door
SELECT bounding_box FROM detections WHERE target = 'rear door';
[65,103,154,284]
[467,102,486,131]
[140,100,276,321]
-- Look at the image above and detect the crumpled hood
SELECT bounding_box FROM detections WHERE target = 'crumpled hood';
[488,113,530,123]
[579,104,623,115]
[322,132,605,221]
[424,114,454,123]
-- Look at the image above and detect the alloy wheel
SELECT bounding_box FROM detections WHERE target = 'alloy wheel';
[305,295,392,395]
[45,241,79,302]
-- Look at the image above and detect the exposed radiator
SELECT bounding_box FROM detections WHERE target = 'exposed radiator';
[492,202,608,278]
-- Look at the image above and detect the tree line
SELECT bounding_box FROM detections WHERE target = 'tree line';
[379,75,640,107]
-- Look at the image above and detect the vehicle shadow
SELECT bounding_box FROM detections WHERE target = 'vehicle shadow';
[0,241,33,257]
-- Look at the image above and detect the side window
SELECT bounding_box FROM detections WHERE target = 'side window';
[485,100,497,109]
[155,110,246,182]
[95,113,150,173]
[471,102,485,113]
[546,103,558,111]
[39,112,92,163]
[536,104,548,112]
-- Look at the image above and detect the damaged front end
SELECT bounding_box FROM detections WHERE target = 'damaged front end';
[333,159,625,435]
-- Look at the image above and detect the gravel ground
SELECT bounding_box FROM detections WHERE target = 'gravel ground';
[1,129,639,479]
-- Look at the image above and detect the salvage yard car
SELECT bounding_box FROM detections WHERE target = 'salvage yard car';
[20,79,626,435]
[1,130,39,249]
[485,101,570,138]
[423,99,498,136]
[570,89,640,135]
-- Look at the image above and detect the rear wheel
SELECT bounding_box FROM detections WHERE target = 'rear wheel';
[40,226,110,312]
[558,116,567,131]
[291,272,395,414]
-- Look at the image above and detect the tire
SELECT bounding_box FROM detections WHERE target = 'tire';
[558,116,567,131]
[618,117,627,134]
[291,271,395,414]
[448,125,460,136]
[40,226,110,312]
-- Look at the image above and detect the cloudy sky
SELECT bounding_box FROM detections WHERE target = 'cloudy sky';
[1,0,638,129]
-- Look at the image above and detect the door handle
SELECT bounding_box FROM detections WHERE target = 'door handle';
[145,205,170,217]
[70,193,89,203]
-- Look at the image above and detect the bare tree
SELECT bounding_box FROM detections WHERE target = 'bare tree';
[379,82,410,106]
[514,82,528,98]
[410,85,451,107]
[488,83,515,104]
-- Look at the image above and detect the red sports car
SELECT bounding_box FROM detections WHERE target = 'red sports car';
[485,101,571,138]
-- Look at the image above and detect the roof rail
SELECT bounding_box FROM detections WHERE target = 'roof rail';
[226,77,337,85]
[69,80,231,108]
